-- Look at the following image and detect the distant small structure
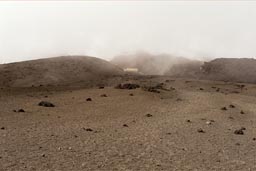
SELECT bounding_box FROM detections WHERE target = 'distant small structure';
[123,68,139,73]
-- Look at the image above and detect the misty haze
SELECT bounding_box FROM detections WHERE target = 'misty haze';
[1,1,256,171]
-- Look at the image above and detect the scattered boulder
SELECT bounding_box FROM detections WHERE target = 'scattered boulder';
[241,127,246,130]
[83,128,93,132]
[129,93,134,96]
[229,104,235,108]
[234,128,245,135]
[18,109,25,113]
[115,83,140,90]
[253,138,256,141]
[199,88,204,90]
[197,128,205,133]
[145,87,160,93]
[123,124,128,127]
[231,91,240,94]
[146,114,153,117]
[240,110,245,114]
[1,127,5,130]
[100,94,107,97]
[38,101,55,107]
[99,86,105,89]
[221,107,227,111]
[86,98,92,101]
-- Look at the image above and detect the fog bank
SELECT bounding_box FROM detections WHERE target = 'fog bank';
[1,1,256,63]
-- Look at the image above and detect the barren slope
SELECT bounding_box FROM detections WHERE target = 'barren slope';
[200,58,256,83]
[0,77,256,171]
[0,56,124,87]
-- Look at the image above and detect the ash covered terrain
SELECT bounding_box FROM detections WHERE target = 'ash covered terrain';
[1,56,256,171]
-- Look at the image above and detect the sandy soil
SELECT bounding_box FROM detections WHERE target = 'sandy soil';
[1,77,256,171]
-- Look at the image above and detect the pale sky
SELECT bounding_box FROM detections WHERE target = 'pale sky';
[1,1,256,63]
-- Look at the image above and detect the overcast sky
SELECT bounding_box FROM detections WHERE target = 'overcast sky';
[1,1,256,63]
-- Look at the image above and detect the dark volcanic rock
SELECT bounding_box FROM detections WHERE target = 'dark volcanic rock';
[115,83,140,90]
[234,128,245,135]
[86,98,92,101]
[18,109,25,112]
[38,101,55,107]
[146,114,153,117]
[221,107,227,111]
[100,94,107,97]
[84,128,93,132]
[197,128,205,133]
[229,104,235,108]
[142,86,160,93]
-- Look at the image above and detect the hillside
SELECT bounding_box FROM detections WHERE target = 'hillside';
[0,56,124,87]
[200,58,256,83]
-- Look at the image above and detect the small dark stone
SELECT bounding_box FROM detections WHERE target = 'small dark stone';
[100,94,107,97]
[44,96,48,98]
[86,98,92,101]
[129,93,134,96]
[13,110,17,112]
[240,110,245,114]
[18,109,25,113]
[186,119,191,123]
[228,116,234,120]
[229,104,235,108]
[197,128,205,133]
[146,114,153,117]
[221,107,227,111]
[38,101,55,107]
[83,128,93,132]
[235,143,240,146]
[1,127,5,130]
[115,83,140,90]
[234,129,244,135]
[241,127,246,130]
[123,124,128,127]
[199,88,204,90]
[253,138,256,141]
[99,86,105,89]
